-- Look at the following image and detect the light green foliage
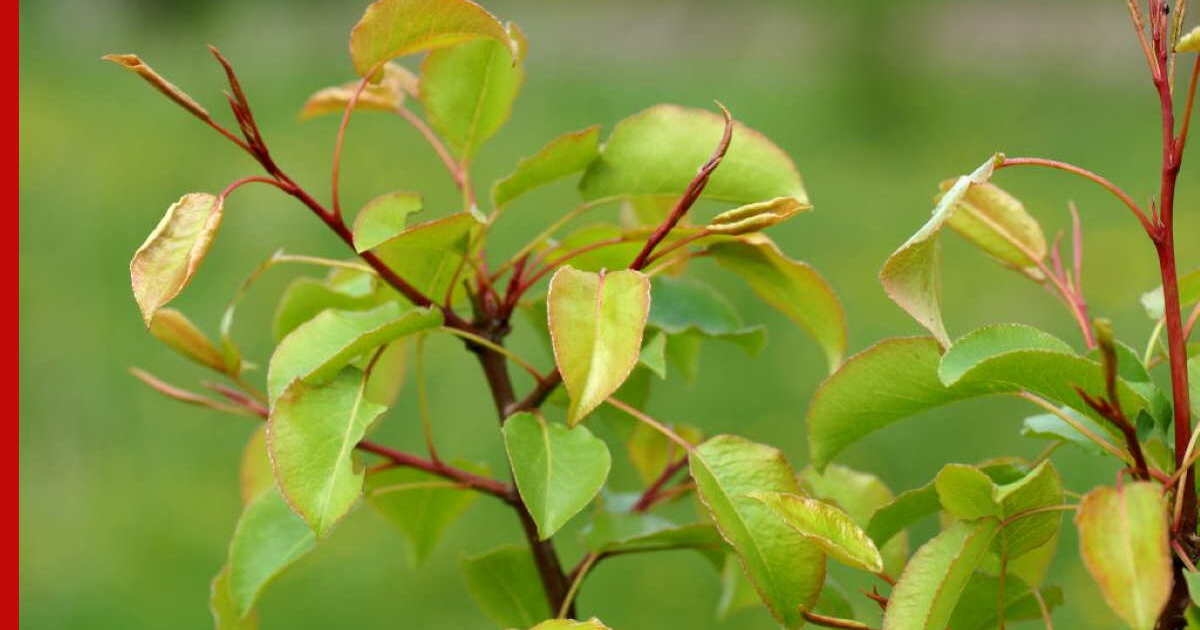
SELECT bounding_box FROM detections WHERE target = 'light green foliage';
[750,491,884,573]
[267,302,441,402]
[646,275,765,356]
[368,212,482,300]
[880,155,1000,346]
[420,27,525,160]
[708,233,845,371]
[493,126,600,208]
[547,267,651,425]
[272,273,388,342]
[503,412,611,539]
[799,464,909,575]
[461,546,551,628]
[221,487,316,620]
[269,368,387,537]
[1021,406,1108,455]
[807,337,1003,469]
[689,435,825,628]
[209,565,259,630]
[349,0,517,77]
[939,179,1046,270]
[148,308,227,373]
[882,519,999,630]
[935,464,1002,520]
[239,426,274,505]
[937,323,1073,385]
[352,192,423,253]
[947,574,1062,630]
[994,461,1063,558]
[365,463,484,565]
[298,63,415,120]
[130,192,223,326]
[579,104,808,205]
[867,484,941,551]
[1141,268,1200,319]
[1076,483,1172,630]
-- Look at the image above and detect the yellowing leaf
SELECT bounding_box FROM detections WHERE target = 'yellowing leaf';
[298,63,416,120]
[148,308,226,373]
[352,191,423,253]
[880,155,1001,346]
[348,0,517,77]
[130,193,223,326]
[708,233,846,372]
[939,179,1046,270]
[882,519,1000,630]
[502,412,611,539]
[548,266,651,425]
[706,197,810,235]
[493,126,600,209]
[690,435,825,628]
[420,28,525,160]
[750,491,884,573]
[1076,483,1172,630]
[269,368,387,537]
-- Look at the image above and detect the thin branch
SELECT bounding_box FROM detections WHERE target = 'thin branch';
[393,105,466,191]
[631,457,688,513]
[1179,56,1200,152]
[605,398,694,451]
[557,552,599,618]
[1015,392,1131,463]
[413,335,440,463]
[489,197,622,283]
[437,326,546,381]
[513,237,635,296]
[996,157,1155,235]
[329,72,377,220]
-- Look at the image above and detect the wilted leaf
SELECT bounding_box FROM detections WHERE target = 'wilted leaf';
[690,435,825,628]
[807,337,1003,470]
[348,0,516,77]
[461,545,551,628]
[421,27,525,160]
[548,266,651,425]
[365,463,483,565]
[269,368,387,537]
[239,426,274,505]
[706,197,810,235]
[880,155,1001,346]
[708,233,845,371]
[130,193,223,326]
[939,179,1046,270]
[579,104,808,206]
[368,212,481,301]
[148,308,227,373]
[224,487,316,619]
[352,192,423,253]
[503,412,611,539]
[267,301,441,402]
[298,63,416,120]
[1076,482,1172,630]
[882,519,999,630]
[493,126,600,208]
[750,491,883,573]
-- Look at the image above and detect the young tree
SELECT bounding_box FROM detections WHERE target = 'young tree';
[109,0,1198,628]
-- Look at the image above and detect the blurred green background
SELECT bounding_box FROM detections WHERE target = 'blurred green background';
[19,0,1199,628]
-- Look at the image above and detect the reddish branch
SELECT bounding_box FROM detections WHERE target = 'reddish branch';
[631,457,688,512]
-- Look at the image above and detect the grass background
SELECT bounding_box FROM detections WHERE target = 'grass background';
[19,0,1199,627]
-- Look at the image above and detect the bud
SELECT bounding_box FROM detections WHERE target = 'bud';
[706,197,811,235]
[102,54,211,122]
[938,180,1047,271]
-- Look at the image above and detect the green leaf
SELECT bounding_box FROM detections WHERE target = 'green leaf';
[934,464,1002,521]
[209,565,259,629]
[1186,570,1200,607]
[503,412,612,539]
[799,464,909,575]
[267,301,441,402]
[706,197,810,235]
[224,487,316,619]
[579,104,808,206]
[547,267,651,425]
[1076,482,1172,630]
[367,212,481,302]
[352,192,423,253]
[130,192,223,326]
[995,461,1063,558]
[239,426,274,505]
[298,63,416,120]
[716,553,763,619]
[939,179,1046,270]
[268,368,387,537]
[493,126,600,208]
[882,519,1000,630]
[626,420,701,486]
[937,323,1073,386]
[461,545,551,628]
[689,435,825,628]
[528,619,612,630]
[807,337,1003,470]
[880,155,1001,346]
[364,463,483,565]
[362,339,409,406]
[348,0,517,77]
[647,276,765,356]
[582,511,725,567]
[549,224,642,273]
[708,233,845,371]
[1021,407,1108,455]
[749,491,884,573]
[420,28,525,160]
[1141,268,1200,319]
[866,483,940,560]
[638,331,667,379]
[148,308,226,373]
[272,275,387,343]
[947,574,1063,630]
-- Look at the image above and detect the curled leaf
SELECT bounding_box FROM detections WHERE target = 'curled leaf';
[148,308,226,373]
[130,193,223,326]
[938,179,1046,271]
[706,197,810,235]
[298,63,417,120]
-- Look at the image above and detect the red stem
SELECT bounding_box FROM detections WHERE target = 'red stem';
[631,457,688,512]
[996,157,1154,234]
